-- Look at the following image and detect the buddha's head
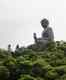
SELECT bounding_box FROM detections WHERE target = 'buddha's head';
[40,18,49,29]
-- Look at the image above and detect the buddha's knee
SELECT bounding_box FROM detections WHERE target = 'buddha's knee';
[47,41,55,48]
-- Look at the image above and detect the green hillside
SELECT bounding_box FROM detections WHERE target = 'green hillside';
[0,41,66,80]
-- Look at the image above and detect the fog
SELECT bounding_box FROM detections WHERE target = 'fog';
[0,0,65,49]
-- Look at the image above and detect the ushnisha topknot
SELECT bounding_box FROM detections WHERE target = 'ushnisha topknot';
[40,18,49,26]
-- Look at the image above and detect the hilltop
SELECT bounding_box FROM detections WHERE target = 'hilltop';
[0,41,66,80]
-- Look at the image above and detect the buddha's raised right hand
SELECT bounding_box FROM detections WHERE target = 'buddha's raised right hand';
[33,33,37,43]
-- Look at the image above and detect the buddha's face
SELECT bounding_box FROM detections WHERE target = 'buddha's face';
[41,22,48,29]
[41,19,49,29]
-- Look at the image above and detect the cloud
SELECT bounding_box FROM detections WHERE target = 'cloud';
[0,0,65,49]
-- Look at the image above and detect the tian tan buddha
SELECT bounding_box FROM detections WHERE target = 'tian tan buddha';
[33,18,54,48]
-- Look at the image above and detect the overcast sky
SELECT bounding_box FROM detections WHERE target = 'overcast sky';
[0,0,65,49]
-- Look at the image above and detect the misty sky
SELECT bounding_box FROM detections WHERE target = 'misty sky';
[0,0,65,49]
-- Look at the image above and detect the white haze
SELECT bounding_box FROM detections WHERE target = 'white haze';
[0,0,65,49]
